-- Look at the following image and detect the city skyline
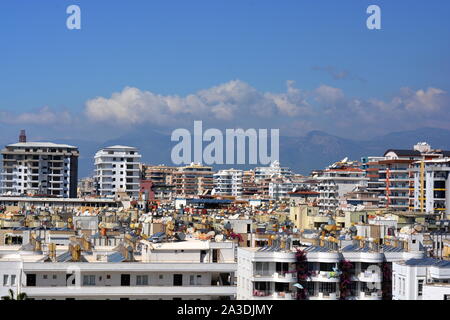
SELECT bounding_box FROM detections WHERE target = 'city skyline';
[1,1,450,144]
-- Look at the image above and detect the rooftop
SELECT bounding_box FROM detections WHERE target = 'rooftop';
[5,142,77,149]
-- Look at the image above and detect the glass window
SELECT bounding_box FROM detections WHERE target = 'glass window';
[136,275,148,286]
[3,275,9,286]
[83,275,96,286]
[418,279,424,296]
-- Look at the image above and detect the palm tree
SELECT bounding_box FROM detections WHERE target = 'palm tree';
[16,292,28,300]
[1,289,28,300]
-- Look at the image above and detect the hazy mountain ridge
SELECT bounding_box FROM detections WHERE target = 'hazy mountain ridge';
[11,127,450,178]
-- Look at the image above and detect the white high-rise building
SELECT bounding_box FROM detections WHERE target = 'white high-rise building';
[317,166,368,214]
[94,146,142,199]
[254,161,293,182]
[213,169,243,197]
[410,158,450,216]
[1,140,79,198]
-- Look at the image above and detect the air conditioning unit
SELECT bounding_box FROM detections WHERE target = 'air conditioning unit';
[427,278,433,284]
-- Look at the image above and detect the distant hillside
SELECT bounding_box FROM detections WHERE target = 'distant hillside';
[50,127,450,177]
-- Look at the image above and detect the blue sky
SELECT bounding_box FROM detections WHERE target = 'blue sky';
[1,0,450,142]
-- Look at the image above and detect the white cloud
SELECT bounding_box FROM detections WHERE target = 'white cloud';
[84,80,312,125]
[0,106,72,125]
[2,81,448,138]
[314,85,345,105]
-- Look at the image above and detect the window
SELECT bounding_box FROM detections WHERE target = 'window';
[173,274,183,286]
[11,275,16,286]
[136,275,148,286]
[189,275,195,285]
[83,275,96,286]
[305,282,315,296]
[121,274,131,286]
[3,275,8,286]
[26,274,36,287]
[418,279,424,297]
[319,282,336,296]
[393,275,396,292]
[43,275,48,280]
[255,262,270,276]
[320,263,336,272]
[159,275,164,279]
[402,278,406,295]
[52,275,57,280]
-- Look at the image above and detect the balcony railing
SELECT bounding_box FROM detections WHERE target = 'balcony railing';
[252,290,294,299]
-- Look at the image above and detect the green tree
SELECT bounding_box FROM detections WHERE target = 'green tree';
[1,289,28,300]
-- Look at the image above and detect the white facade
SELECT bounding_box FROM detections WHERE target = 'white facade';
[254,161,293,182]
[237,244,423,301]
[213,169,243,197]
[268,179,301,200]
[317,168,368,214]
[94,146,142,199]
[1,142,79,198]
[0,240,237,300]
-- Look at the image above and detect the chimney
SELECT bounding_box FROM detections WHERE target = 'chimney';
[19,130,27,143]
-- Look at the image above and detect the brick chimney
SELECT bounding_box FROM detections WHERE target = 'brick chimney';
[19,129,27,143]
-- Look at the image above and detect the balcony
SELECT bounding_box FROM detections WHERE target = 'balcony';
[358,291,382,300]
[253,271,297,282]
[22,285,236,298]
[308,292,339,300]
[310,271,340,282]
[252,290,294,300]
[356,271,382,283]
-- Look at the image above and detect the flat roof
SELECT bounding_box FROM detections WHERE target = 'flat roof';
[0,196,118,203]
[5,142,77,149]
[102,145,137,150]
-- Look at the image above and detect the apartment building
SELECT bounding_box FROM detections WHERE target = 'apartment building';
[242,170,259,197]
[142,165,177,184]
[0,196,120,211]
[173,163,214,197]
[254,161,293,182]
[78,177,97,197]
[392,258,450,300]
[1,138,79,198]
[410,158,450,217]
[363,143,450,211]
[0,239,237,300]
[361,156,385,195]
[213,169,243,197]
[268,177,301,200]
[94,146,142,199]
[141,165,177,200]
[317,165,368,214]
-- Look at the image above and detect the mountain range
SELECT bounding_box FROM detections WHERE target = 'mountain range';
[45,127,450,178]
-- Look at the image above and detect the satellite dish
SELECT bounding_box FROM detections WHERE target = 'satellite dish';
[293,283,303,289]
[215,234,225,242]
